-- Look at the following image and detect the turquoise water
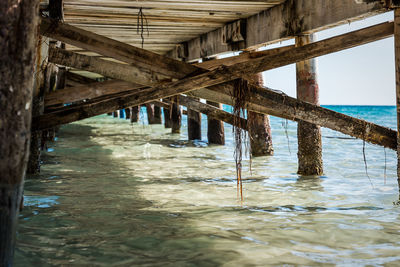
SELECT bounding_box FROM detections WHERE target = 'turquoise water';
[15,106,400,266]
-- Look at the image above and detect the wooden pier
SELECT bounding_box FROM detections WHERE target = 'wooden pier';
[1,0,399,264]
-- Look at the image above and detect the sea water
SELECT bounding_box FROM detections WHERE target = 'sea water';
[15,106,400,266]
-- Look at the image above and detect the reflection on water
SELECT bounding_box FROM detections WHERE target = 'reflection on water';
[15,107,400,266]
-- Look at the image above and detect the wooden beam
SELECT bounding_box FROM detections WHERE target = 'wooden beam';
[46,20,393,110]
[168,0,387,61]
[40,17,192,78]
[178,95,247,131]
[395,8,400,179]
[35,21,396,150]
[45,80,143,106]
[48,47,169,85]
[194,45,294,70]
[35,69,397,151]
[188,84,397,150]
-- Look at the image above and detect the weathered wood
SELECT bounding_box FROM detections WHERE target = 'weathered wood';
[49,0,64,21]
[395,8,400,179]
[45,80,142,107]
[131,106,139,123]
[225,21,394,78]
[247,73,273,156]
[146,103,156,124]
[27,36,47,174]
[40,17,192,78]
[189,84,397,150]
[124,108,131,119]
[66,71,96,86]
[154,105,162,124]
[33,21,396,150]
[178,95,247,130]
[207,101,225,145]
[171,0,386,61]
[44,20,393,110]
[187,97,202,140]
[171,96,182,134]
[0,1,39,265]
[296,34,323,176]
[48,47,169,86]
[194,45,294,70]
[163,100,172,128]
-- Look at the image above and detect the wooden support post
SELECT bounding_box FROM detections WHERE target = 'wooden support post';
[395,8,400,181]
[207,101,225,145]
[154,105,162,124]
[146,103,156,124]
[178,95,247,130]
[27,37,47,174]
[296,34,323,176]
[113,111,118,118]
[125,108,131,120]
[187,97,202,140]
[247,73,273,156]
[203,57,224,144]
[131,106,140,123]
[171,96,182,134]
[0,1,39,265]
[163,104,172,128]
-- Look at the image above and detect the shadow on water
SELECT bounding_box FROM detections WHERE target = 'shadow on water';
[294,175,324,192]
[15,123,239,266]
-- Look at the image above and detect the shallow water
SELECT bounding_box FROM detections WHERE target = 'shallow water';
[15,106,400,266]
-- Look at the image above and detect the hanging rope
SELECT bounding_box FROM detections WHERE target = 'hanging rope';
[231,79,251,201]
[137,7,149,49]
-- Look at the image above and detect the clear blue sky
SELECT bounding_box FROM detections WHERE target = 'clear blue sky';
[263,11,395,106]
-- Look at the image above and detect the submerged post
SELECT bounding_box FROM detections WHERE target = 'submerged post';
[171,96,182,134]
[295,34,323,176]
[207,101,225,145]
[163,106,172,128]
[125,108,131,120]
[0,1,39,265]
[187,97,202,140]
[146,103,156,124]
[395,8,400,181]
[131,106,140,123]
[247,73,274,156]
[154,105,162,124]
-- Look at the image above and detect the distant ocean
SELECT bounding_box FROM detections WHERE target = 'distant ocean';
[15,105,400,266]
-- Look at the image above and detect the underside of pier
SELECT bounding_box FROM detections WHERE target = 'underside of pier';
[1,0,400,264]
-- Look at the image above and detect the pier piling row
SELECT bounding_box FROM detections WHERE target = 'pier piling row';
[2,0,400,264]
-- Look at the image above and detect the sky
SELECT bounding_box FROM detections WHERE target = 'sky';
[261,11,395,106]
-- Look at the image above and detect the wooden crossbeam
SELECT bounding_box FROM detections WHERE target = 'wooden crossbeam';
[45,79,143,106]
[40,17,192,79]
[47,20,393,109]
[48,47,169,86]
[167,0,387,61]
[177,95,247,130]
[36,19,396,149]
[42,18,393,89]
[189,85,397,150]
